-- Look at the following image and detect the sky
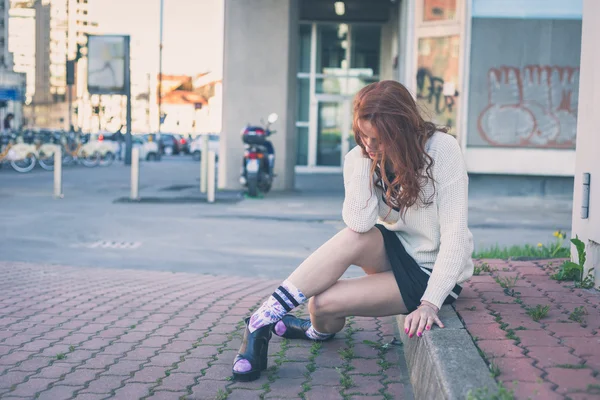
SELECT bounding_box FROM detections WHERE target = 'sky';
[90,0,224,77]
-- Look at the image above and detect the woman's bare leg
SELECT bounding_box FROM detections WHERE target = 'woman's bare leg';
[287,227,391,297]
[234,227,392,376]
[308,271,407,334]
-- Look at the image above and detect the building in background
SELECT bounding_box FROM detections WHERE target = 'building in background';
[8,2,35,105]
[0,0,25,128]
[219,0,583,194]
[25,0,98,130]
[1,0,11,68]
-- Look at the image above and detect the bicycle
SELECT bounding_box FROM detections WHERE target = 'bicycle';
[0,133,37,173]
[60,132,101,167]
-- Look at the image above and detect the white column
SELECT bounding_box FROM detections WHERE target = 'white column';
[571,0,600,288]
[219,0,298,191]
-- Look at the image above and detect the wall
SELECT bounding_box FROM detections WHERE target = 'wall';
[219,0,298,190]
[571,0,600,288]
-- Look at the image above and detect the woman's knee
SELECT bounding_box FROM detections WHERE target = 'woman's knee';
[308,291,340,318]
[338,227,379,250]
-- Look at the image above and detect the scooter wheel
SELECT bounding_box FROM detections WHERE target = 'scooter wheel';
[247,175,259,197]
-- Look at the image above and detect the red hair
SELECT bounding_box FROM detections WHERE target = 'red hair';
[353,80,448,215]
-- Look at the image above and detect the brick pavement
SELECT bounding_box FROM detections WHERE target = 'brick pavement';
[456,259,600,400]
[0,262,409,400]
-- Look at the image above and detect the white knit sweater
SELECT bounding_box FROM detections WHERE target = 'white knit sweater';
[342,132,474,309]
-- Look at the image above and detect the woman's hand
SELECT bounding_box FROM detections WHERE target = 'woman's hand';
[404,301,444,338]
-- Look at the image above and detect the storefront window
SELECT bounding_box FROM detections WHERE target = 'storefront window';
[317,24,348,74]
[297,78,310,122]
[466,18,582,149]
[296,126,309,165]
[416,35,460,131]
[298,24,311,73]
[350,26,381,76]
[423,0,457,21]
[296,22,382,167]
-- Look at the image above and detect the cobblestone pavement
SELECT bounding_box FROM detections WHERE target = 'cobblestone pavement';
[456,259,600,400]
[0,262,410,400]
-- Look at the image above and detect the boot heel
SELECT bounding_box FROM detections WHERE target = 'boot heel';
[259,340,269,371]
[232,318,272,381]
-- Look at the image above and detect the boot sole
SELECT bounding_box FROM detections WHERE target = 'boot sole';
[232,362,268,382]
[233,369,261,382]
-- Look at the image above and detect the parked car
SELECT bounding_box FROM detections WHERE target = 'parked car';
[157,133,186,155]
[133,135,160,161]
[190,134,220,161]
[98,132,160,161]
[174,134,190,155]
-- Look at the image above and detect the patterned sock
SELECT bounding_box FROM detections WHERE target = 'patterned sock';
[248,280,306,333]
[305,325,335,341]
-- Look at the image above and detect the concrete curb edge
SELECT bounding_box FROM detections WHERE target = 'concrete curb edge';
[395,305,497,400]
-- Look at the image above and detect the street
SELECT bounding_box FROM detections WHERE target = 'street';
[0,156,573,278]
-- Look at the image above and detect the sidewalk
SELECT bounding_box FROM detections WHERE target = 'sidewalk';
[456,259,600,400]
[0,262,410,400]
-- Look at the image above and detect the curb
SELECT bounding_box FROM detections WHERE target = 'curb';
[395,305,497,400]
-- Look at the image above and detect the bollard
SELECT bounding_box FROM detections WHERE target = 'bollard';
[200,135,209,193]
[130,147,140,200]
[53,147,63,198]
[207,150,216,203]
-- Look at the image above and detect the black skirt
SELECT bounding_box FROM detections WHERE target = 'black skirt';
[375,224,462,314]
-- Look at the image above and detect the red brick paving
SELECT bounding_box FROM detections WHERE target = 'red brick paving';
[456,259,600,400]
[0,262,409,399]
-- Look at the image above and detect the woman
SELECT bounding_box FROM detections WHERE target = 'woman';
[232,80,474,382]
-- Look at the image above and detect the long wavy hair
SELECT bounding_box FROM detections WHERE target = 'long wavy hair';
[353,80,448,216]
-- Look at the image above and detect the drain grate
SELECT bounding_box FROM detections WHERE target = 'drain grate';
[72,241,142,249]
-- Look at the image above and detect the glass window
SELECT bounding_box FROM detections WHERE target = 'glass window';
[299,24,311,73]
[316,77,343,95]
[416,35,460,131]
[296,126,309,166]
[466,19,582,149]
[350,26,381,76]
[297,78,310,122]
[423,0,457,21]
[317,101,342,166]
[317,24,348,74]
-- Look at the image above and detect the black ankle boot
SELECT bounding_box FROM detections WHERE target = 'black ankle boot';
[273,315,335,341]
[232,317,272,382]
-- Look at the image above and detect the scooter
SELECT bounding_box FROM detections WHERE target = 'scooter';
[240,113,278,197]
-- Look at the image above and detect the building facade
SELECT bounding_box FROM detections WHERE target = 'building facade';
[571,0,599,288]
[8,2,35,105]
[0,0,25,128]
[26,0,97,129]
[219,0,583,191]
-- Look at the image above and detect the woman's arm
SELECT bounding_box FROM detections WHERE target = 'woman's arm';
[342,147,379,233]
[420,138,474,309]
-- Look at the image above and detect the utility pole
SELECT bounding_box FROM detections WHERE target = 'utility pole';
[157,0,164,135]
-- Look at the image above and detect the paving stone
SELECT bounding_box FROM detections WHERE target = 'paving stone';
[526,345,584,368]
[501,381,562,400]
[491,357,544,382]
[37,385,82,400]
[0,370,34,389]
[10,378,53,397]
[112,382,153,399]
[476,340,525,358]
[156,372,197,392]
[562,337,600,357]
[310,367,341,386]
[544,368,600,394]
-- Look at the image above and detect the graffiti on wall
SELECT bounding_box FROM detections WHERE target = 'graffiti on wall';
[478,65,579,148]
[417,68,458,117]
[416,36,460,130]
